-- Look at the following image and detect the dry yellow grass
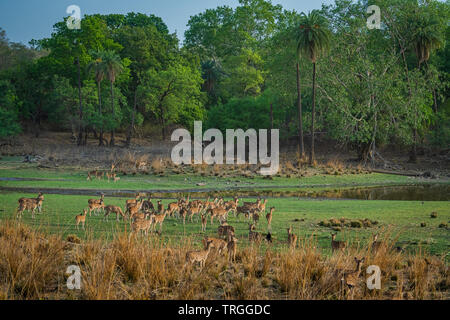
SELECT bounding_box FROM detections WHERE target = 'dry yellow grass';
[0,220,448,300]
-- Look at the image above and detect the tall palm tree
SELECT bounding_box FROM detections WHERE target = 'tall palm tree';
[102,50,124,147]
[408,10,443,162]
[88,50,106,146]
[297,11,331,165]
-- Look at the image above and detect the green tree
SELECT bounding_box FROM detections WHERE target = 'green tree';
[297,10,331,164]
[102,50,124,147]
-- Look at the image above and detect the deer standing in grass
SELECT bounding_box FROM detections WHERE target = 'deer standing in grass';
[17,195,44,219]
[130,218,153,237]
[88,199,105,216]
[103,205,127,221]
[287,226,298,249]
[88,194,104,216]
[331,233,346,252]
[152,211,167,233]
[248,224,262,242]
[201,213,207,232]
[75,209,88,230]
[17,193,44,218]
[371,234,383,253]
[184,242,212,270]
[218,222,235,239]
[341,257,365,298]
[203,236,227,256]
[227,236,238,262]
[266,207,274,230]
[208,207,229,225]
[127,200,144,220]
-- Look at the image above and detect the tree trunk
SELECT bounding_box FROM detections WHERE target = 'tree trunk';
[270,103,273,130]
[296,62,305,158]
[109,81,115,147]
[76,56,84,146]
[309,62,316,166]
[126,89,138,147]
[97,81,104,146]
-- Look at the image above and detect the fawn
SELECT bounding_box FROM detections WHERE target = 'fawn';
[266,207,274,230]
[341,257,365,296]
[126,199,144,219]
[75,209,88,230]
[287,226,298,249]
[188,204,203,223]
[103,205,126,221]
[126,194,140,207]
[331,233,346,252]
[184,243,212,270]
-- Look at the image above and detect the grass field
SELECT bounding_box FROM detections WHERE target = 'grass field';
[0,192,449,257]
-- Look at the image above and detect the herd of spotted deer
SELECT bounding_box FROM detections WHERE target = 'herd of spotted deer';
[15,189,385,291]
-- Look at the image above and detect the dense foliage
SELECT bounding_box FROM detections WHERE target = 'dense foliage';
[0,0,448,159]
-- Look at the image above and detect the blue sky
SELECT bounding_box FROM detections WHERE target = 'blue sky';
[0,0,333,45]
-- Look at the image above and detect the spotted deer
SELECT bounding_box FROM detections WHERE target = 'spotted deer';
[201,213,207,232]
[142,196,155,212]
[17,196,43,219]
[218,222,235,239]
[207,207,229,225]
[227,236,238,262]
[187,204,203,223]
[130,218,153,237]
[103,205,126,221]
[341,257,365,296]
[287,226,298,249]
[331,233,346,252]
[203,236,227,255]
[88,194,104,215]
[157,200,164,214]
[75,209,88,230]
[87,170,104,181]
[248,223,262,242]
[152,211,167,232]
[18,192,44,213]
[17,193,44,217]
[371,233,383,252]
[88,199,105,216]
[126,194,141,207]
[126,199,144,220]
[184,243,212,270]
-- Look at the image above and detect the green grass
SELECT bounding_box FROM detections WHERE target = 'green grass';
[0,166,440,192]
[1,192,449,258]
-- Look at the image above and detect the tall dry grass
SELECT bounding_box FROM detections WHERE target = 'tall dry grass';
[0,220,448,300]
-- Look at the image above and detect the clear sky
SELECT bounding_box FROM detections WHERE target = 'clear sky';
[0,0,333,45]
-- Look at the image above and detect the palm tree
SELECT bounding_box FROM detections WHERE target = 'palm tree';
[408,9,443,162]
[102,50,124,147]
[88,50,106,146]
[297,11,331,165]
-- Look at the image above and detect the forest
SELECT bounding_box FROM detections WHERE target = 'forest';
[0,0,448,164]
